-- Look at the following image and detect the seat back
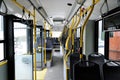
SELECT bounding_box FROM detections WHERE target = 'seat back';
[88,53,104,66]
[73,61,101,80]
[103,61,120,80]
[88,53,105,80]
[70,53,86,80]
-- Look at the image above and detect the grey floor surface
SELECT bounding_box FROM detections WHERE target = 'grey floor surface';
[45,51,64,80]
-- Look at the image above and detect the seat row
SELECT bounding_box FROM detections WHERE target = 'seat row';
[70,53,120,80]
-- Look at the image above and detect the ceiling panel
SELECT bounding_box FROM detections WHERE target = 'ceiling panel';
[39,0,75,19]
[39,0,75,31]
[3,0,120,32]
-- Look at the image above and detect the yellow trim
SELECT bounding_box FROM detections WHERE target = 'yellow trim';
[0,60,7,66]
[35,68,47,80]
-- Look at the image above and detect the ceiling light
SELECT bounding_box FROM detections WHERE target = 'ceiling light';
[67,3,72,6]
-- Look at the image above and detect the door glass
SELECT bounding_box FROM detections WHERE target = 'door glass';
[0,15,3,40]
[109,31,120,60]
[14,22,27,55]
[14,22,32,80]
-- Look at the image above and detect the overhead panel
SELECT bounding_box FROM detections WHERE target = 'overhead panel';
[89,0,118,20]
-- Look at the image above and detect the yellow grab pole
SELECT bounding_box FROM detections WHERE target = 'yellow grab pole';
[79,0,99,59]
[65,15,77,63]
[50,25,52,38]
[65,50,71,62]
[71,15,77,52]
[44,21,47,64]
[72,10,81,52]
[65,16,75,50]
[64,16,75,80]
[33,7,37,80]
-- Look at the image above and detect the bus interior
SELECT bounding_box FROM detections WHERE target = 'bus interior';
[0,0,120,80]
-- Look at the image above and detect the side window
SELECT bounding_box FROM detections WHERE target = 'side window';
[0,15,4,61]
[109,31,120,60]
[14,22,27,55]
[98,20,105,55]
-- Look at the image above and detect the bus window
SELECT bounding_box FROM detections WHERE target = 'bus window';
[98,20,105,55]
[0,43,4,60]
[109,31,120,60]
[0,15,4,61]
[14,22,27,55]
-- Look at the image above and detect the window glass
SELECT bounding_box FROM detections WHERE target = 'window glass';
[0,15,3,40]
[14,22,27,55]
[109,31,120,60]
[0,43,4,60]
[0,15,4,61]
[98,20,105,55]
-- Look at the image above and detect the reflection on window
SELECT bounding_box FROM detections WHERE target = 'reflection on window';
[14,22,27,55]
[98,20,105,55]
[0,43,4,61]
[0,15,3,40]
[109,31,120,60]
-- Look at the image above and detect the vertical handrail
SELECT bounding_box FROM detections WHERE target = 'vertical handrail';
[64,16,76,80]
[72,9,81,52]
[79,0,99,59]
[49,25,52,38]
[65,15,78,62]
[65,16,75,50]
[44,21,46,63]
[65,17,74,62]
[33,7,37,80]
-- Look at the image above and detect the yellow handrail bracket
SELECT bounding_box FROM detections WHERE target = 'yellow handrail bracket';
[0,60,7,66]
